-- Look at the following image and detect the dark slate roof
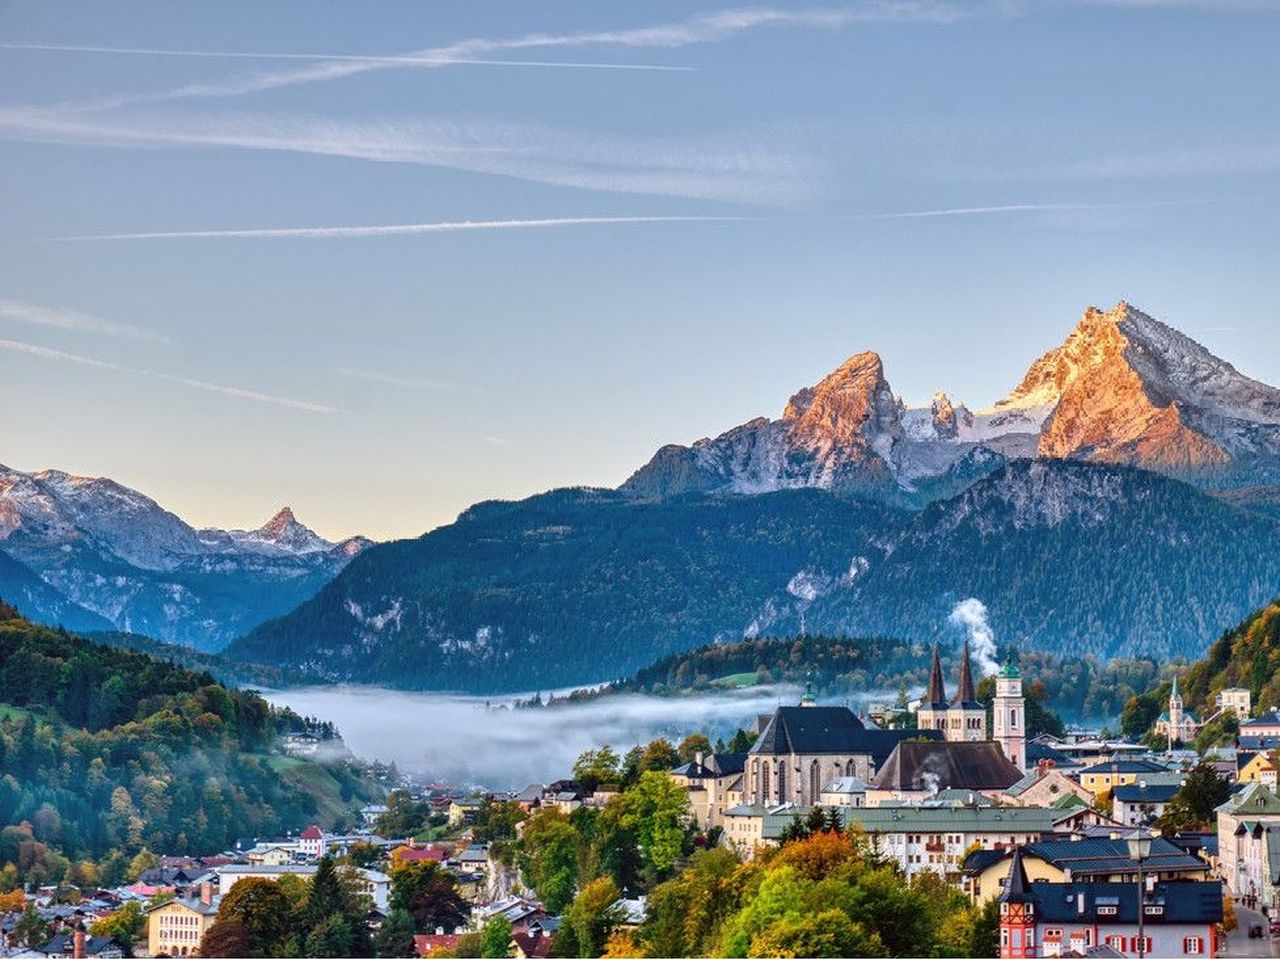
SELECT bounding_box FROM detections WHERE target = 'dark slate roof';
[1239,734,1280,750]
[709,752,747,776]
[41,934,123,957]
[1078,759,1170,775]
[1112,783,1180,804]
[871,740,1022,791]
[963,847,1007,875]
[1020,836,1209,877]
[1001,847,1034,904]
[1026,880,1223,925]
[953,638,980,708]
[751,706,865,754]
[1027,742,1081,768]
[1241,709,1280,729]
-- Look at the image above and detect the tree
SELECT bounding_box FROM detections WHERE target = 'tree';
[639,739,681,773]
[390,860,469,933]
[306,856,347,927]
[480,915,514,958]
[613,772,690,879]
[200,919,254,958]
[564,877,624,958]
[374,909,417,958]
[677,734,713,763]
[1158,763,1231,831]
[573,747,622,792]
[213,877,295,957]
[727,728,757,753]
[748,909,882,958]
[13,904,49,948]
[89,901,146,953]
[305,915,357,958]
[519,809,581,913]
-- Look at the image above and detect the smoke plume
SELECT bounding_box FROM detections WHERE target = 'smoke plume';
[948,598,999,676]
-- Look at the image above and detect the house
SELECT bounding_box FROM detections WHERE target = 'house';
[360,803,389,825]
[145,883,221,958]
[1236,751,1277,786]
[997,847,1221,959]
[510,930,556,958]
[214,864,391,912]
[722,802,796,856]
[1217,781,1280,897]
[966,835,1212,905]
[1078,759,1171,795]
[1001,762,1093,809]
[743,696,939,807]
[297,825,326,858]
[513,784,545,812]
[612,896,647,929]
[1217,687,1252,721]
[670,752,747,829]
[477,897,548,934]
[818,776,868,807]
[40,933,124,959]
[1112,781,1181,827]
[867,741,1023,806]
[1238,710,1280,751]
[1231,821,1280,910]
[447,797,486,826]
[840,804,1079,880]
[244,842,298,865]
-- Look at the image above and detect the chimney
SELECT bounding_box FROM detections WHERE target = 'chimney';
[695,751,704,768]
[73,927,86,960]
[201,881,213,906]
[1076,892,1085,915]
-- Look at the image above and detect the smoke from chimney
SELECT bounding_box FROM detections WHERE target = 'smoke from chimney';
[948,598,999,676]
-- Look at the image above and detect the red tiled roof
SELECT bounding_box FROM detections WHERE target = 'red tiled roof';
[300,825,324,840]
[399,847,446,862]
[415,933,462,956]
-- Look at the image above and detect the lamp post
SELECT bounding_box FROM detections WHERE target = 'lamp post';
[1128,830,1153,960]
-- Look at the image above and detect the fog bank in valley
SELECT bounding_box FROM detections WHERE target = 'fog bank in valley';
[263,684,805,790]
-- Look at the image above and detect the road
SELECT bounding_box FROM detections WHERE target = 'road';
[1221,904,1279,958]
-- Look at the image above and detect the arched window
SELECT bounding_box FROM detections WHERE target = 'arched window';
[776,763,786,801]
[761,762,770,802]
[810,760,821,803]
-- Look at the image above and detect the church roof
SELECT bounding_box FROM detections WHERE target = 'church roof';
[925,644,948,708]
[954,638,978,707]
[1001,846,1034,904]
[750,706,938,765]
[871,741,1022,792]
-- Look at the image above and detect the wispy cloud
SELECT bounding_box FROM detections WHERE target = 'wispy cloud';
[0,40,694,73]
[0,110,815,205]
[482,436,511,448]
[0,299,168,343]
[0,337,337,413]
[336,367,454,391]
[45,214,750,242]
[850,199,1204,219]
[23,3,966,114]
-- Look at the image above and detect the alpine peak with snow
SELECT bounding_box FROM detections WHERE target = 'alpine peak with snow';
[623,301,1280,500]
[0,464,369,650]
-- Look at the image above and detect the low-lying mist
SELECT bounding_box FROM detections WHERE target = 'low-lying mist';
[263,684,806,790]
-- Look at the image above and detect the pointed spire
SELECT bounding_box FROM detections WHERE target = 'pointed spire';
[1170,673,1180,700]
[1001,846,1034,904]
[956,638,977,704]
[801,669,816,707]
[927,644,947,706]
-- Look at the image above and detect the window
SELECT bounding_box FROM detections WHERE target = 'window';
[1105,935,1125,950]
[1131,937,1151,953]
[1183,936,1204,954]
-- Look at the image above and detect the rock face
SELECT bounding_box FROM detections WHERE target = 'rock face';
[624,301,1280,498]
[0,465,370,650]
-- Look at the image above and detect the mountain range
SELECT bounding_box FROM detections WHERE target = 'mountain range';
[625,301,1280,500]
[0,464,368,650]
[8,300,1280,690]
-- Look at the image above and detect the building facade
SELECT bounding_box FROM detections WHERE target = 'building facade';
[917,641,988,742]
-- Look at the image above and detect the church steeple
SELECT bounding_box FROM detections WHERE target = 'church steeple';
[956,637,977,705]
[927,644,947,706]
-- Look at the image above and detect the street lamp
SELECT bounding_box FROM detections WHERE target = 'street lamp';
[1128,830,1153,960]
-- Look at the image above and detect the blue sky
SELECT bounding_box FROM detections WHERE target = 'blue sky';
[1,0,1278,540]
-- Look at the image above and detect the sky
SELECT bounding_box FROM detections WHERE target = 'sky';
[1,1,1278,541]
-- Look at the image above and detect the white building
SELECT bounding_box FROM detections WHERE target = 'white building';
[215,863,391,912]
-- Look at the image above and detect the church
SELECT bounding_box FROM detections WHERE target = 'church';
[1154,674,1200,746]
[916,640,1027,772]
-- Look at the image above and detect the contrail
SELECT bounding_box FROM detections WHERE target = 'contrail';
[0,337,338,413]
[45,215,751,242]
[0,40,694,72]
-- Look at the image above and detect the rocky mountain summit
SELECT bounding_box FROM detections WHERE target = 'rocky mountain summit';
[624,302,1280,499]
[0,464,368,649]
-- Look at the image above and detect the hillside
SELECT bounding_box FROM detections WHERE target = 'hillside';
[0,599,380,885]
[227,460,1280,692]
[1123,597,1280,736]
[228,488,905,691]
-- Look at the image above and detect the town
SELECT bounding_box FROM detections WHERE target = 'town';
[2,639,1274,959]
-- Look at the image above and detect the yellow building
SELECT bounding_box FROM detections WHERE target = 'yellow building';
[1238,752,1278,786]
[1078,760,1169,795]
[145,885,221,958]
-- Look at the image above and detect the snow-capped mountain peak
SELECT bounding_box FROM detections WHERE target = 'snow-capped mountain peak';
[624,300,1280,499]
